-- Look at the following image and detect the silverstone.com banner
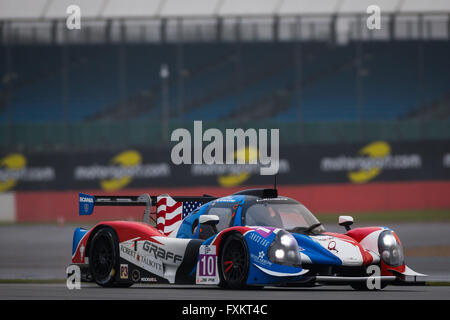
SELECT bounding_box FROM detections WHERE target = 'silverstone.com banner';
[1,140,450,192]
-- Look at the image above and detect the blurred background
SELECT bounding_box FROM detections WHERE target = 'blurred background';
[0,0,449,282]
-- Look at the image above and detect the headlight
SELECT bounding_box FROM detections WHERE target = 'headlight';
[268,230,301,267]
[378,230,404,267]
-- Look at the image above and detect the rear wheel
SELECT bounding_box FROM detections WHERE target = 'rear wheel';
[89,227,132,288]
[219,234,249,289]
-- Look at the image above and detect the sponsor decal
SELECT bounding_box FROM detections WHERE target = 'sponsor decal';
[213,197,237,203]
[131,269,140,282]
[120,242,164,277]
[142,241,183,264]
[313,235,334,242]
[73,150,170,191]
[314,236,363,265]
[0,153,55,192]
[196,245,219,285]
[328,241,339,253]
[248,232,270,248]
[251,250,272,267]
[138,253,163,272]
[120,264,128,279]
[79,244,85,262]
[79,196,93,203]
[141,277,158,283]
[79,193,95,215]
[320,141,422,184]
[121,245,137,259]
[256,197,288,202]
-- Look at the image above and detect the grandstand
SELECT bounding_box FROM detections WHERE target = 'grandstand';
[0,0,450,151]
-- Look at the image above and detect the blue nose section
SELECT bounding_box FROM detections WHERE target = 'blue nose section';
[72,227,88,256]
[292,233,342,266]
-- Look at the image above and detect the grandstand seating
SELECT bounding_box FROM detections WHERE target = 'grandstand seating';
[1,41,449,126]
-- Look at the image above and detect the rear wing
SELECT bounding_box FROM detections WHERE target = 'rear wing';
[78,192,216,223]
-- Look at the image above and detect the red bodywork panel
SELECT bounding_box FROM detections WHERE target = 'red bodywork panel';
[345,227,383,243]
[211,226,252,248]
[324,232,374,265]
[72,221,164,264]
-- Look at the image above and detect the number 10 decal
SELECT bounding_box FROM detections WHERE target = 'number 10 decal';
[196,245,220,285]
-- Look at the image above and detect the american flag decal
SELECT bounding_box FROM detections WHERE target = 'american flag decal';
[156,195,202,237]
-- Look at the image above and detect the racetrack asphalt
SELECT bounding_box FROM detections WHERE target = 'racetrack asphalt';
[0,222,449,299]
[1,283,449,300]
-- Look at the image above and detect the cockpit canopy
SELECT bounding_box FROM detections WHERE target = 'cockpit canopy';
[244,198,325,234]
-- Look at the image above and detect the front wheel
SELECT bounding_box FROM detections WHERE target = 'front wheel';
[219,233,249,289]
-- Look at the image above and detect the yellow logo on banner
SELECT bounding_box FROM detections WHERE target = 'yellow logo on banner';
[100,150,142,191]
[218,146,258,188]
[0,153,26,192]
[348,141,391,184]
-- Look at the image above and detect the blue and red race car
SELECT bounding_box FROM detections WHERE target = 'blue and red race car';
[71,188,425,290]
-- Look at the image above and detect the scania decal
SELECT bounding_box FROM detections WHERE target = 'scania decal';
[79,193,95,215]
[142,241,183,264]
[79,197,93,203]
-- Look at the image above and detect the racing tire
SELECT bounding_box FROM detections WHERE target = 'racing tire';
[88,227,133,288]
[219,233,250,290]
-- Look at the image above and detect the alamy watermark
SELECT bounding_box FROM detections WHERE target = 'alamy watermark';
[170,121,280,176]
[367,5,381,30]
[366,265,382,290]
[66,5,81,30]
[66,265,81,290]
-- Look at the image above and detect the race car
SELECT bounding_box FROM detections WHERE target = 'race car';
[70,188,425,290]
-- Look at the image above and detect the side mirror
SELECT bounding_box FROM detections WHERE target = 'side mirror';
[338,215,354,231]
[198,215,220,239]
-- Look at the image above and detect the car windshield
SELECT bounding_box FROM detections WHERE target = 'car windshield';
[244,199,325,233]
